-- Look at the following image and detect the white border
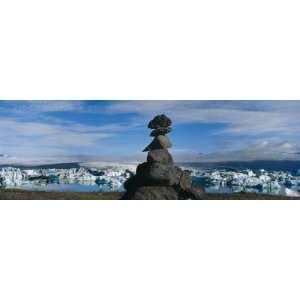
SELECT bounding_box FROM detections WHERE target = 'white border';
[0,0,299,100]
[1,200,300,300]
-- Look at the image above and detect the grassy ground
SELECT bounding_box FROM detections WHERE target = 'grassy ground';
[0,189,299,200]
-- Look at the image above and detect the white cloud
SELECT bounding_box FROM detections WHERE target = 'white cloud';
[0,100,84,114]
[1,101,300,164]
[197,140,300,162]
[157,140,300,162]
[0,117,125,161]
[107,100,300,137]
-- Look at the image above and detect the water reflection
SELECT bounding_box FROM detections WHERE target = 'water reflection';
[6,179,125,193]
[4,176,300,197]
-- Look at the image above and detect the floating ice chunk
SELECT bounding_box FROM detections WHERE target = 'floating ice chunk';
[283,187,299,197]
[0,167,27,186]
[269,180,281,190]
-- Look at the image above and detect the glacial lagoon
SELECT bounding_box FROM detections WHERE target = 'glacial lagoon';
[7,178,299,197]
[1,165,300,197]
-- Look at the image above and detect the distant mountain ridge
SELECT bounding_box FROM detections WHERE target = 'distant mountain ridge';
[0,162,81,170]
[180,160,300,172]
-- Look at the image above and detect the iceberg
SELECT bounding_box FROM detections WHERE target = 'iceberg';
[179,165,300,197]
[0,165,135,192]
[0,167,26,186]
[0,163,300,196]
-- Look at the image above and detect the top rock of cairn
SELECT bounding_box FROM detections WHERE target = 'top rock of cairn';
[148,114,172,137]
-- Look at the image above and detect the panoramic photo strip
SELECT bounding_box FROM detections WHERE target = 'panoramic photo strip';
[0,100,300,200]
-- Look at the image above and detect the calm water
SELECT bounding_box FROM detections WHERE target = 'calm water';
[7,182,122,193]
[194,177,300,196]
[5,180,298,197]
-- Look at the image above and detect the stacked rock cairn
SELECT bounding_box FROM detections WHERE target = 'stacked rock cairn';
[122,114,204,199]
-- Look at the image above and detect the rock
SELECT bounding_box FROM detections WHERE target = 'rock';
[179,170,192,190]
[136,162,178,186]
[145,163,175,185]
[130,186,179,200]
[122,114,206,200]
[136,162,148,177]
[124,174,144,191]
[185,183,205,199]
[147,149,173,164]
[149,163,182,186]
[148,114,172,129]
[150,127,172,137]
[173,166,184,184]
[143,135,172,152]
[135,161,181,186]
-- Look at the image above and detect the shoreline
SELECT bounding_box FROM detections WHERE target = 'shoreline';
[0,189,299,200]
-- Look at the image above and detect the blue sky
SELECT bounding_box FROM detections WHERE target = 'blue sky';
[0,100,300,164]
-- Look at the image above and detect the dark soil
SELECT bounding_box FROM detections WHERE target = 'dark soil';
[0,189,123,200]
[206,192,300,200]
[0,189,299,200]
